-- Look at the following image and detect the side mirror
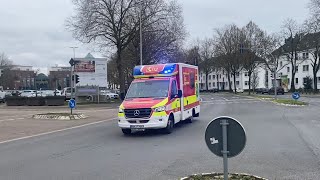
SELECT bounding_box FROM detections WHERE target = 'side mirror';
[177,90,182,98]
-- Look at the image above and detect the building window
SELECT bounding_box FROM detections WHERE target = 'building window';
[209,83,211,88]
[303,65,309,72]
[220,74,221,78]
[288,78,290,86]
[318,77,320,82]
[295,66,298,72]
[223,70,225,74]
[226,82,228,86]
[209,75,211,80]
[279,72,283,76]
[287,67,290,73]
[213,82,215,87]
[303,78,308,84]
[280,61,283,67]
[236,81,240,85]
[212,75,215,79]
[295,78,298,84]
[303,52,309,59]
[203,76,205,80]
[245,81,249,86]
[236,72,240,77]
[244,72,248,77]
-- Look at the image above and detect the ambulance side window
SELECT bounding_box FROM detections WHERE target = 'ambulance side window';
[171,80,177,98]
[190,72,195,89]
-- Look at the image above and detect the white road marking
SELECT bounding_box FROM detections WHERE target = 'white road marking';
[16,118,25,120]
[0,117,118,145]
[221,97,229,101]
[0,119,15,122]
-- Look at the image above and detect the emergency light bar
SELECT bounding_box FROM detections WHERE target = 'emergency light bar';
[133,64,178,78]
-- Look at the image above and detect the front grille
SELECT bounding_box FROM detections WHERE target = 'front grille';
[128,120,149,124]
[124,108,152,118]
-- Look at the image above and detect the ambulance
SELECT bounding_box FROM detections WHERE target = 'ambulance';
[118,63,200,134]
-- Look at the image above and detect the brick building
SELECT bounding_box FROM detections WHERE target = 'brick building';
[0,65,36,90]
[48,66,71,90]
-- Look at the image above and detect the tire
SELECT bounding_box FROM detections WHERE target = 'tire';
[162,116,174,134]
[121,129,131,135]
[192,109,199,117]
[186,117,193,123]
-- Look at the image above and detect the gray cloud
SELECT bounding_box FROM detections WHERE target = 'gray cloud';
[0,0,311,74]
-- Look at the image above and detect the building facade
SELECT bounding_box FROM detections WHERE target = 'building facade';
[0,65,36,90]
[48,66,71,90]
[200,66,269,91]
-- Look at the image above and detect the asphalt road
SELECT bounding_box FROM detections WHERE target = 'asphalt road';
[0,93,320,180]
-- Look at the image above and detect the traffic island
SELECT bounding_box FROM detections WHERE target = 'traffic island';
[32,113,88,120]
[180,173,267,180]
[272,99,308,106]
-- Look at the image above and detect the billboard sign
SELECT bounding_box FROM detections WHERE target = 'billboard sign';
[75,61,95,73]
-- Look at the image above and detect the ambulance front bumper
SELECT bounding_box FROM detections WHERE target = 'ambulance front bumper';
[118,115,169,129]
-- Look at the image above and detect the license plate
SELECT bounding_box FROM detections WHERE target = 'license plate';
[130,125,144,129]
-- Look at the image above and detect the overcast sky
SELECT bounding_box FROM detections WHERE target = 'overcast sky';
[0,0,310,74]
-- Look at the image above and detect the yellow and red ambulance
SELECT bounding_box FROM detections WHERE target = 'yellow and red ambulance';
[118,63,200,134]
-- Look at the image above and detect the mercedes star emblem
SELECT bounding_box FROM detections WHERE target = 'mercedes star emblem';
[133,110,140,116]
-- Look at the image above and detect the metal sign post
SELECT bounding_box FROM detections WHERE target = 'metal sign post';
[292,92,300,101]
[221,119,229,180]
[69,99,76,115]
[205,116,246,180]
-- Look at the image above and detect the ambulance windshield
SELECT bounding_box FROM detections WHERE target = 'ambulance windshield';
[126,80,170,99]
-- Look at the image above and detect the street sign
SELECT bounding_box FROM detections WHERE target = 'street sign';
[68,99,76,109]
[205,116,246,158]
[292,92,300,100]
[205,116,246,180]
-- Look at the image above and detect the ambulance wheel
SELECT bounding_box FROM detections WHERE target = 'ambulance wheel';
[163,116,174,134]
[121,129,131,135]
[192,109,199,117]
[186,116,193,123]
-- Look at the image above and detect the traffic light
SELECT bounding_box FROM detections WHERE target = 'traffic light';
[75,75,80,84]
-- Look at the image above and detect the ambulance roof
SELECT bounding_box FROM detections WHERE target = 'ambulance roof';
[133,64,178,78]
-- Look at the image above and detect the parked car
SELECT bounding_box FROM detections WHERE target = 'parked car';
[210,88,219,93]
[101,90,119,99]
[233,88,244,93]
[61,87,74,100]
[255,88,269,94]
[268,87,285,95]
[0,91,6,103]
[20,90,37,97]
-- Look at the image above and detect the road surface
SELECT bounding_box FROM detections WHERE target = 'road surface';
[0,93,320,180]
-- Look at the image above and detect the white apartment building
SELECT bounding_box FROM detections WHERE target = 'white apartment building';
[200,50,320,92]
[200,66,269,91]
[277,51,320,91]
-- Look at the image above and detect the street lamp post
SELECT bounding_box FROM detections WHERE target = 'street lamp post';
[139,4,143,66]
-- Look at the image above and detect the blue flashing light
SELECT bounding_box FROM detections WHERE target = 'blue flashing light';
[159,64,176,75]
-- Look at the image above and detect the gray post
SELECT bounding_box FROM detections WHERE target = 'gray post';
[274,71,277,99]
[97,86,100,104]
[221,119,229,180]
[139,10,143,66]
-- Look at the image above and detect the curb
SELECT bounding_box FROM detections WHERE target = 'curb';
[273,102,306,107]
[32,114,88,120]
[180,172,268,180]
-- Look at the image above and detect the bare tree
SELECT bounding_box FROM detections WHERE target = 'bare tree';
[198,38,215,91]
[260,33,288,98]
[305,3,320,93]
[242,21,265,95]
[250,70,259,91]
[215,24,245,93]
[0,52,12,68]
[281,18,305,92]
[67,0,180,98]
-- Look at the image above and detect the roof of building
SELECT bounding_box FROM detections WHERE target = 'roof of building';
[280,32,320,53]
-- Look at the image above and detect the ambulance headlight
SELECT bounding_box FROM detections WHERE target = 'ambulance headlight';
[153,106,166,112]
[118,107,124,113]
